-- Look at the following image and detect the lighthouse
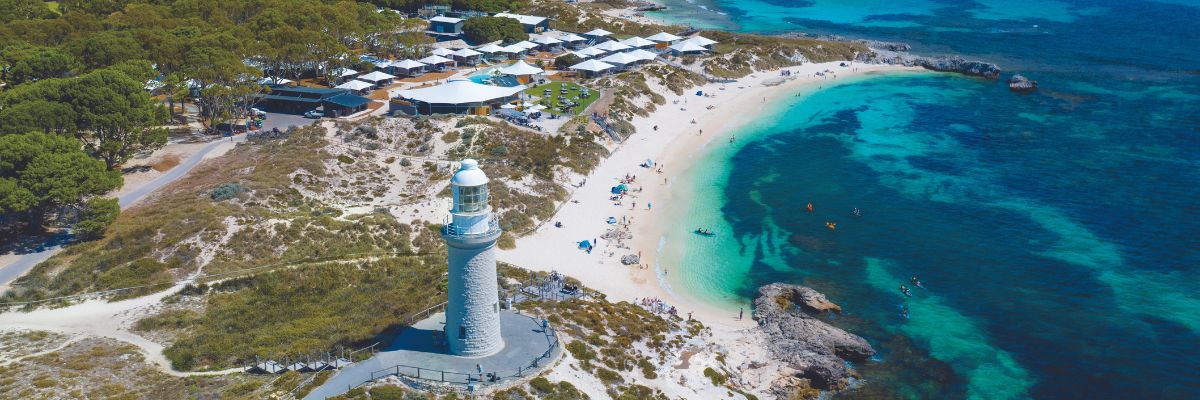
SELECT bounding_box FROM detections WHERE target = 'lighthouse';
[442,159,504,357]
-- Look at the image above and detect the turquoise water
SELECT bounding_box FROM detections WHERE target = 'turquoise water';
[652,1,1200,398]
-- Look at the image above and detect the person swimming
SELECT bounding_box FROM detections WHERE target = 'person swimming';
[900,284,911,297]
[901,306,910,319]
[910,275,924,288]
[853,207,862,217]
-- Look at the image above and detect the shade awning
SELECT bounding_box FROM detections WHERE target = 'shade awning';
[570,59,615,72]
[498,60,544,76]
[395,79,527,104]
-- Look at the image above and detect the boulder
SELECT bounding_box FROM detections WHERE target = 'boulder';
[1008,74,1038,92]
[620,254,640,265]
[753,283,875,391]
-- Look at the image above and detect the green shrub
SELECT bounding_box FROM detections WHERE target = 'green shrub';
[210,183,245,201]
[337,154,355,164]
[596,367,623,385]
[703,367,727,386]
[367,385,405,400]
[76,197,119,240]
[529,376,554,393]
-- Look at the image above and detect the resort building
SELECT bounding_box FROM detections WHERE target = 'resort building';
[493,12,549,33]
[256,84,371,116]
[391,79,527,115]
[429,16,464,35]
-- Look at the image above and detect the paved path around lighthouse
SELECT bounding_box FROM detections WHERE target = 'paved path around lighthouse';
[305,311,560,400]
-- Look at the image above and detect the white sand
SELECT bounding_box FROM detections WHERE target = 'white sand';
[498,62,921,330]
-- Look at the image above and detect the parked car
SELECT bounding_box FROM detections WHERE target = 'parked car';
[249,107,266,117]
[303,110,324,119]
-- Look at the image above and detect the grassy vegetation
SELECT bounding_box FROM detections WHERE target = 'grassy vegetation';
[524,81,600,116]
[137,255,444,371]
[699,31,871,79]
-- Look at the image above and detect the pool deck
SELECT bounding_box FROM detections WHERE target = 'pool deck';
[304,310,560,399]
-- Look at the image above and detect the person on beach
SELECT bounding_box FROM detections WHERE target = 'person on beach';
[653,125,658,131]
[739,307,744,320]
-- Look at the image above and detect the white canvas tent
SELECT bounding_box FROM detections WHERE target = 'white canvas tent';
[584,28,613,37]
[431,48,455,57]
[669,41,707,54]
[682,35,718,47]
[335,80,374,92]
[645,32,683,43]
[591,41,632,52]
[570,59,615,74]
[625,49,659,62]
[620,37,656,48]
[573,47,607,58]
[475,44,506,53]
[600,52,641,66]
[357,71,396,83]
[499,60,544,76]
[394,78,527,114]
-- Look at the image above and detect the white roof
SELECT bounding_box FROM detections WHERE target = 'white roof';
[592,41,632,52]
[499,60,544,76]
[584,28,613,37]
[683,35,718,46]
[600,52,640,65]
[475,44,506,53]
[669,41,707,53]
[336,80,374,91]
[391,59,427,69]
[357,71,397,82]
[571,59,615,72]
[493,13,547,26]
[646,32,683,42]
[452,48,482,57]
[418,55,454,64]
[512,41,538,50]
[533,36,563,45]
[431,48,455,56]
[396,79,527,104]
[573,47,607,58]
[451,159,489,187]
[333,67,358,77]
[430,16,463,24]
[625,49,659,62]
[499,45,525,53]
[259,77,293,85]
[620,37,656,48]
[559,33,587,42]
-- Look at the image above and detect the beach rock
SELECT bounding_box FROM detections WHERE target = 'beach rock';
[754,283,875,391]
[866,46,1001,79]
[621,254,640,265]
[1008,74,1038,92]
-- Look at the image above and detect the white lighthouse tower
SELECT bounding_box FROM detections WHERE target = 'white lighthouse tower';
[442,159,504,357]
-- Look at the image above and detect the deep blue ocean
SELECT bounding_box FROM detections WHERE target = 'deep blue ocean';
[648,0,1200,398]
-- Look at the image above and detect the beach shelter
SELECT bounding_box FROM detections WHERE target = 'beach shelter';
[620,36,656,49]
[451,48,483,66]
[626,49,659,62]
[591,40,632,53]
[570,59,615,77]
[418,55,456,70]
[431,48,455,57]
[573,47,607,59]
[599,52,641,69]
[669,41,708,55]
[335,79,374,94]
[357,70,397,86]
[646,31,683,43]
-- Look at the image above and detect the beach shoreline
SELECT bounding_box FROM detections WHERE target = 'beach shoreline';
[498,61,924,331]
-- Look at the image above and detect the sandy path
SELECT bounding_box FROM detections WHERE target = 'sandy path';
[498,62,921,331]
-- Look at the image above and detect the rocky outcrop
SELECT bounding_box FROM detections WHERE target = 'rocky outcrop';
[863,42,1001,79]
[754,283,874,392]
[1008,74,1037,92]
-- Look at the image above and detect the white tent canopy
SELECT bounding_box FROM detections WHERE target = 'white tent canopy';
[533,36,563,45]
[559,33,587,42]
[620,37,656,48]
[499,45,525,53]
[570,59,615,72]
[646,32,683,42]
[493,13,547,26]
[418,55,454,65]
[511,41,539,50]
[600,52,640,65]
[396,79,526,104]
[475,44,506,53]
[573,47,607,58]
[431,48,455,56]
[499,60,544,76]
[333,67,358,77]
[683,35,718,47]
[669,41,707,53]
[452,48,482,57]
[391,59,427,69]
[259,77,293,85]
[584,28,613,37]
[591,41,632,52]
[625,49,659,62]
[357,71,397,82]
[336,80,374,91]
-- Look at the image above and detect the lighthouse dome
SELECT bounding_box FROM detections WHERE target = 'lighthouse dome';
[450,159,489,187]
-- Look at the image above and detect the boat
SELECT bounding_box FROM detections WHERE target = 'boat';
[693,228,716,236]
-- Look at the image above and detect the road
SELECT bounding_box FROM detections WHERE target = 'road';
[0,134,245,288]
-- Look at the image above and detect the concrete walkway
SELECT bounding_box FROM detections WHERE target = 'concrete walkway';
[0,134,245,288]
[305,311,560,400]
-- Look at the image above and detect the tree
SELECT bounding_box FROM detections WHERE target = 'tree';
[0,132,121,232]
[67,30,147,71]
[1,44,80,84]
[0,0,57,23]
[76,197,119,239]
[462,16,527,45]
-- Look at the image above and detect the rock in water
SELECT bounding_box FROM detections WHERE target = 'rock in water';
[754,283,875,391]
[1008,73,1038,92]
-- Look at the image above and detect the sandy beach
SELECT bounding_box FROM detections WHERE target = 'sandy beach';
[498,61,922,330]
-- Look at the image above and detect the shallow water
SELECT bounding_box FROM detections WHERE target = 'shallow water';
[651,0,1200,398]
